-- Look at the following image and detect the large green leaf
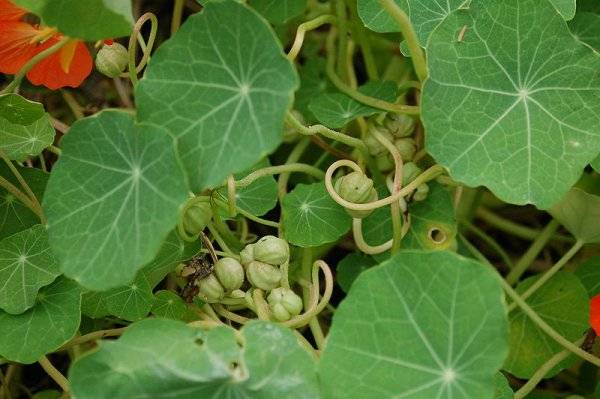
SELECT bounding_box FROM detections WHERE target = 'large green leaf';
[569,10,600,52]
[0,113,54,162]
[575,255,600,297]
[0,164,48,240]
[549,0,576,20]
[592,154,600,172]
[69,319,319,398]
[549,188,600,243]
[282,182,352,247]
[422,0,600,208]
[251,0,307,23]
[309,81,398,128]
[320,250,508,398]
[14,0,132,41]
[136,1,298,192]
[0,94,45,125]
[0,277,81,364]
[42,110,188,291]
[357,0,466,46]
[504,272,588,378]
[336,252,376,293]
[0,225,59,314]
[151,290,196,321]
[494,373,513,399]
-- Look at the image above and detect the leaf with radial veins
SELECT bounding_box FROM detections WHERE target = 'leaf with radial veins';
[422,0,600,208]
[0,94,44,125]
[0,277,81,364]
[101,274,154,322]
[151,290,196,321]
[357,0,467,46]
[0,113,54,161]
[575,255,600,297]
[0,164,48,240]
[320,250,508,398]
[282,182,352,247]
[549,0,576,20]
[494,373,513,399]
[505,272,588,378]
[42,110,188,291]
[549,188,600,243]
[251,0,307,23]
[136,1,298,192]
[69,319,319,399]
[0,225,60,314]
[569,11,600,52]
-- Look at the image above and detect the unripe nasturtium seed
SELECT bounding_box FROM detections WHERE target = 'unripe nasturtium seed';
[376,153,394,172]
[334,171,378,218]
[239,243,254,266]
[267,287,303,321]
[413,183,430,202]
[253,235,289,265]
[246,261,281,291]
[196,274,224,303]
[364,125,393,156]
[213,257,245,291]
[402,162,422,186]
[394,138,417,161]
[183,201,212,236]
[95,42,128,78]
[384,113,415,138]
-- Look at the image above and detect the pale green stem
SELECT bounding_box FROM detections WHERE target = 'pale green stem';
[277,137,311,201]
[47,145,62,156]
[287,15,337,61]
[61,90,84,120]
[38,356,69,393]
[235,163,324,188]
[58,327,126,350]
[462,221,514,269]
[171,0,186,35]
[127,12,158,86]
[0,176,42,221]
[0,152,45,223]
[336,0,349,82]
[252,290,272,320]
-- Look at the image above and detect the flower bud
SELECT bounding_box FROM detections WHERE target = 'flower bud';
[196,274,224,303]
[253,236,289,265]
[334,171,378,218]
[364,125,393,156]
[402,162,422,186]
[413,183,429,202]
[246,261,281,291]
[213,257,244,291]
[182,201,212,236]
[267,287,303,321]
[384,113,415,138]
[239,243,254,266]
[95,42,128,78]
[394,138,417,161]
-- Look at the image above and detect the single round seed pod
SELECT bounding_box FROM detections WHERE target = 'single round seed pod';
[384,113,416,138]
[267,287,303,321]
[253,236,289,266]
[182,201,212,237]
[239,244,255,267]
[95,42,128,78]
[413,183,430,202]
[364,125,394,156]
[402,162,423,186]
[246,261,282,291]
[196,274,224,303]
[393,137,417,161]
[213,257,245,292]
[334,171,378,218]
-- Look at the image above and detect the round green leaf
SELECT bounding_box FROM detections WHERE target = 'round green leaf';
[0,94,45,125]
[309,81,398,128]
[282,182,352,247]
[69,319,319,398]
[0,277,81,364]
[136,0,298,192]
[102,274,154,322]
[13,0,133,41]
[504,272,589,378]
[575,255,600,297]
[0,113,54,161]
[42,110,188,291]
[549,188,600,243]
[320,250,509,398]
[0,225,59,314]
[0,164,48,240]
[251,0,307,23]
[494,373,513,399]
[422,0,600,208]
[336,252,376,293]
[151,290,196,321]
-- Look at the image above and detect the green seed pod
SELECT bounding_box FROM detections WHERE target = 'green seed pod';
[214,257,245,291]
[384,113,415,138]
[239,243,255,267]
[183,201,212,236]
[196,274,224,303]
[334,171,378,218]
[267,287,303,321]
[394,138,417,161]
[246,261,281,291]
[95,42,128,78]
[413,183,430,202]
[253,235,289,265]
[364,125,393,156]
[376,153,394,172]
[402,162,422,186]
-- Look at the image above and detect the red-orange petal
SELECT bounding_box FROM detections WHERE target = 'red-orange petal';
[590,295,600,335]
[0,0,26,22]
[27,37,93,90]
[0,21,39,74]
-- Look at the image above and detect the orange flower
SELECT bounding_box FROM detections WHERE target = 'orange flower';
[0,0,92,89]
[591,294,600,335]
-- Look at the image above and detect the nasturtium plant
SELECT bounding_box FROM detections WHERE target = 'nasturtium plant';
[2,0,600,397]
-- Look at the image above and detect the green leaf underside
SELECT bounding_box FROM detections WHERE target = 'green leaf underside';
[0,94,45,125]
[549,188,600,243]
[0,277,81,364]
[69,319,319,399]
[493,373,513,399]
[357,0,466,46]
[548,0,576,20]
[0,225,60,315]
[151,290,196,321]
[575,255,600,297]
[42,111,188,291]
[0,113,55,161]
[136,1,298,192]
[504,272,588,378]
[282,182,351,247]
[14,0,132,41]
[309,81,398,128]
[0,164,48,240]
[251,0,307,23]
[422,0,600,208]
[320,250,508,398]
[336,252,376,293]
